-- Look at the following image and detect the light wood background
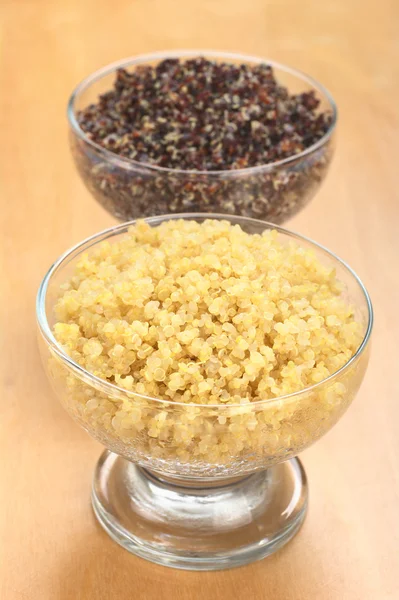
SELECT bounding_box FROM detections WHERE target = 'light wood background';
[1,0,398,598]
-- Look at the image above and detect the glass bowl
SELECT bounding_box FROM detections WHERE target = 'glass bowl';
[36,214,372,570]
[68,51,337,224]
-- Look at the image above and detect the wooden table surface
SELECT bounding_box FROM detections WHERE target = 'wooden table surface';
[1,0,399,598]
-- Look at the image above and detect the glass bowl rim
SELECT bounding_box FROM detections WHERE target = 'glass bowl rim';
[67,49,338,177]
[36,213,373,409]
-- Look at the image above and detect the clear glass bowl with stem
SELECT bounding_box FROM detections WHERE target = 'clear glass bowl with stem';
[68,51,337,224]
[36,214,372,571]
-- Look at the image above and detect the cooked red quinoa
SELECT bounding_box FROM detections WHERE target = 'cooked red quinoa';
[78,57,332,171]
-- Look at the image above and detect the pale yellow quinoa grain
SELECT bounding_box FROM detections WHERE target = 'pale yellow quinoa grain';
[50,219,366,473]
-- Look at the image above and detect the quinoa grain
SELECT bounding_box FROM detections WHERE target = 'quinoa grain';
[71,57,335,223]
[50,219,366,475]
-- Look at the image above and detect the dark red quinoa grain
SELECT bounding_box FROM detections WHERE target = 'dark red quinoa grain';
[71,57,335,222]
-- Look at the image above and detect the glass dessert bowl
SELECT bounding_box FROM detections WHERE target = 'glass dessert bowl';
[68,50,337,224]
[36,214,372,570]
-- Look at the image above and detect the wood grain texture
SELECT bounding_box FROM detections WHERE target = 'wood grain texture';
[1,0,398,598]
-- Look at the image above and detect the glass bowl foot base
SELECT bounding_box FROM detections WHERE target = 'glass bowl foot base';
[92,451,308,571]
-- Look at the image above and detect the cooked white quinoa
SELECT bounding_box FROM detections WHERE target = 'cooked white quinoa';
[51,219,365,472]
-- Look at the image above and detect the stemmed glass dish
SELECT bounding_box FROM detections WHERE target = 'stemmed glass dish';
[36,214,372,570]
